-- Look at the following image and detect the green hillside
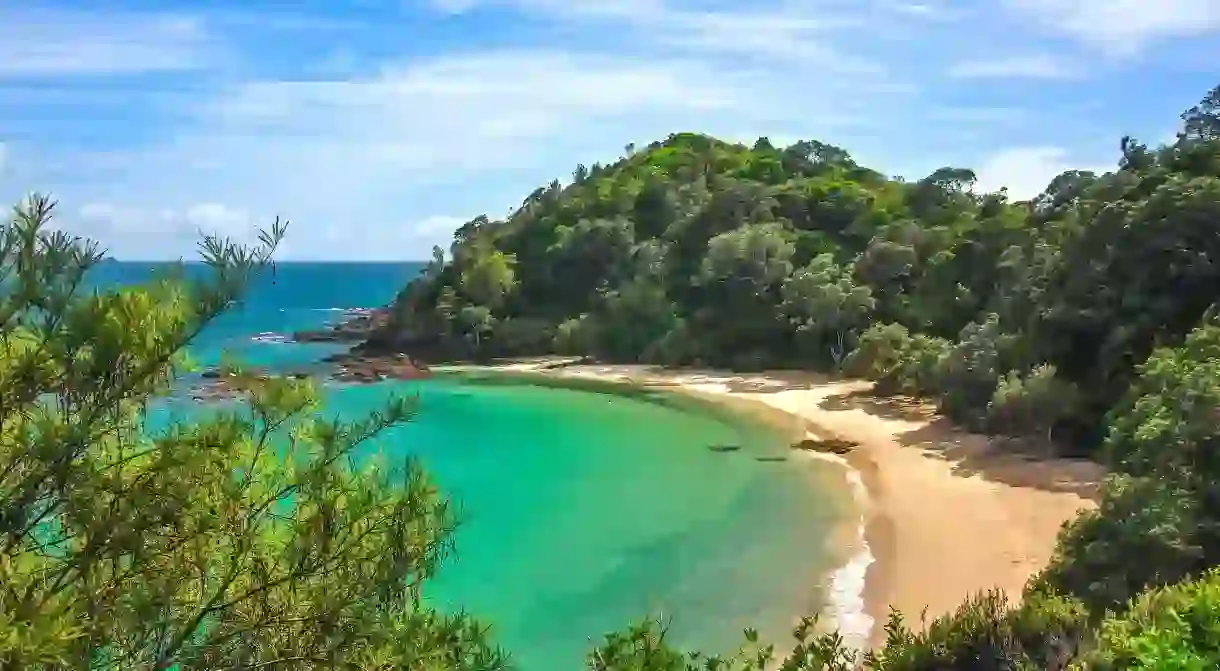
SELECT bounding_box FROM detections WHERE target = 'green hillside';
[372,84,1220,456]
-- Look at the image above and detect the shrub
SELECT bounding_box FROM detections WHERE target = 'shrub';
[868,589,1087,671]
[1081,568,1220,670]
[986,364,1082,447]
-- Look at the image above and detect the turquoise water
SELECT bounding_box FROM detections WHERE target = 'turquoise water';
[95,262,853,669]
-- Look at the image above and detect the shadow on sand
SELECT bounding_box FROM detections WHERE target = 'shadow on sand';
[818,389,1104,501]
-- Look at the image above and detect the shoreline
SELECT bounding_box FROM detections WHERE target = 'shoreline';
[438,359,1103,652]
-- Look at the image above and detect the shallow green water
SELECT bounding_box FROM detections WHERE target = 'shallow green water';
[96,262,852,666]
[317,375,856,669]
[150,373,855,669]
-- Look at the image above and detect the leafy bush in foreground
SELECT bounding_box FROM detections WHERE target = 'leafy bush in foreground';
[1081,569,1220,670]
[0,197,505,669]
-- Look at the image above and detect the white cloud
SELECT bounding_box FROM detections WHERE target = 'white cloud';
[6,1,1165,260]
[426,0,885,72]
[0,9,218,76]
[974,147,1113,199]
[1003,0,1220,54]
[947,54,1078,79]
[32,42,918,259]
[77,201,255,237]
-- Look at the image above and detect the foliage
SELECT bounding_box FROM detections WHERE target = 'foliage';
[1102,322,1220,482]
[0,196,506,670]
[376,82,1220,451]
[1039,475,1202,617]
[1081,568,1220,670]
[866,590,1088,671]
[987,364,1082,446]
[781,254,875,369]
[586,616,859,671]
[586,590,1090,671]
[933,314,1022,428]
[1042,321,1220,614]
[843,324,948,397]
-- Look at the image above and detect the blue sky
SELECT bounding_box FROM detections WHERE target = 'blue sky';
[1,1,1217,260]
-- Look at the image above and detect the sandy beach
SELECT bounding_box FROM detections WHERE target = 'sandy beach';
[459,360,1104,649]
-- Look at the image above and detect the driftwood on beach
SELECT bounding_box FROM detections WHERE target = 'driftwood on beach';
[791,437,857,455]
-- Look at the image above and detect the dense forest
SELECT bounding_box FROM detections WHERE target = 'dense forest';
[373,83,1220,459]
[3,84,1220,668]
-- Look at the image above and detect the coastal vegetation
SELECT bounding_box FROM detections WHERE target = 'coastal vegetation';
[1,82,1219,668]
[370,80,1220,667]
[373,83,1220,459]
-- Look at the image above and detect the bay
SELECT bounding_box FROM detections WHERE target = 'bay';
[94,261,854,670]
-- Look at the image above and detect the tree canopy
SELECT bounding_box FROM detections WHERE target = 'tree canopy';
[375,84,1220,456]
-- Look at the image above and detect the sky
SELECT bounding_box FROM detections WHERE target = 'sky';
[1,1,1217,260]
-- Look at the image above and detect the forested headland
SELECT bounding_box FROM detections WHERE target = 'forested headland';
[3,83,1220,668]
[371,83,1220,461]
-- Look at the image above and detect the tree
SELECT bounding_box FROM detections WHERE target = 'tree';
[698,223,794,291]
[458,304,496,350]
[986,364,1081,449]
[452,215,491,249]
[1181,84,1220,141]
[1084,568,1220,670]
[594,279,680,362]
[781,254,875,368]
[553,315,598,356]
[587,616,859,671]
[935,314,1020,425]
[0,195,505,670]
[843,323,948,396]
[458,246,517,309]
[1104,322,1220,483]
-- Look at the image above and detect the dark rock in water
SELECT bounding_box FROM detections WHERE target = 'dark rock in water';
[707,444,741,453]
[291,308,391,343]
[791,437,857,455]
[329,353,431,384]
[754,455,788,462]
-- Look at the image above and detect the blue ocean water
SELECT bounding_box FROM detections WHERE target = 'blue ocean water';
[91,261,853,670]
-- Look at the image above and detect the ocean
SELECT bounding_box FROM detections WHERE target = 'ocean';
[90,261,856,670]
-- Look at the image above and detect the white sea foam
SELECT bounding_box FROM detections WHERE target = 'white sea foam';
[793,450,875,652]
[250,332,289,344]
[825,464,874,651]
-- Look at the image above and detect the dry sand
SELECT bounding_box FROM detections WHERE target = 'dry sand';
[450,360,1105,649]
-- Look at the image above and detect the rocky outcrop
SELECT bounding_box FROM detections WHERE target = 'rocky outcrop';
[327,353,431,383]
[186,353,429,402]
[181,307,433,402]
[291,308,391,343]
